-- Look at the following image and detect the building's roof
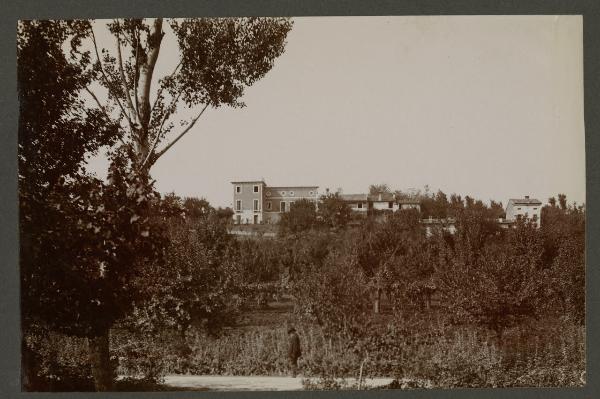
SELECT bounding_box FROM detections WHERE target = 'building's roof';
[340,193,368,202]
[368,193,395,202]
[339,193,421,204]
[231,180,266,184]
[268,186,319,190]
[508,197,542,206]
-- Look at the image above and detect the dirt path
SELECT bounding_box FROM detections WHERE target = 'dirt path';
[163,375,395,391]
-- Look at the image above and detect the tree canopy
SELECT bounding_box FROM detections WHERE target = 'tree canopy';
[18,17,293,391]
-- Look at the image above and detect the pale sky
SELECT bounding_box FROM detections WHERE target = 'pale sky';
[88,16,585,209]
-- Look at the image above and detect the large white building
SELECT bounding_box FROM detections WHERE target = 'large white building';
[505,196,542,227]
[231,180,319,224]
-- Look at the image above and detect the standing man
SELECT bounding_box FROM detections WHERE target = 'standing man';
[287,327,302,377]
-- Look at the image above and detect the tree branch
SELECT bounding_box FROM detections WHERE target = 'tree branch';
[89,23,135,131]
[149,60,182,117]
[143,88,184,166]
[151,103,210,164]
[85,86,110,119]
[115,19,138,124]
[137,18,163,131]
[81,99,127,147]
[133,26,140,120]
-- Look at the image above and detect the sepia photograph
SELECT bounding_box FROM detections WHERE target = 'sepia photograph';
[17,14,586,392]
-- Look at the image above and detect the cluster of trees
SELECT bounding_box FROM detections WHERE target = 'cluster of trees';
[278,193,354,234]
[283,196,584,344]
[276,185,584,349]
[19,18,292,391]
[368,183,505,219]
[117,193,584,383]
[280,184,510,236]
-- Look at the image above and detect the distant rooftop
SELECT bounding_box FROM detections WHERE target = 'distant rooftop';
[340,193,422,204]
[508,197,542,205]
[368,193,395,202]
[340,193,368,202]
[231,179,266,184]
[268,185,319,189]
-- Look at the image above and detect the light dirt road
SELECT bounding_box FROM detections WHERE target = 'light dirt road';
[163,375,395,391]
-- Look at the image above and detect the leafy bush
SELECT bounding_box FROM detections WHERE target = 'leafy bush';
[279,199,318,234]
[290,250,372,340]
[22,323,94,391]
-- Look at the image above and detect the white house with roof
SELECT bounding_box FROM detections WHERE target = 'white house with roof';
[340,192,422,214]
[505,196,543,227]
[339,193,369,213]
[369,192,399,211]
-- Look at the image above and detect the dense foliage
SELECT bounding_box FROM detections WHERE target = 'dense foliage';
[19,17,292,391]
[27,192,585,389]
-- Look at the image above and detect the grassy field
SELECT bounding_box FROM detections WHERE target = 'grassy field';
[110,294,585,389]
[29,294,585,390]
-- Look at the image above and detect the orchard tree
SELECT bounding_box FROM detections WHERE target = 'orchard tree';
[540,194,585,322]
[353,209,431,315]
[130,212,240,338]
[318,192,352,229]
[436,221,545,341]
[183,196,212,219]
[279,198,318,234]
[290,250,372,340]
[18,17,292,391]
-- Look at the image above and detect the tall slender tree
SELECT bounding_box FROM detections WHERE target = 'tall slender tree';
[18,17,292,391]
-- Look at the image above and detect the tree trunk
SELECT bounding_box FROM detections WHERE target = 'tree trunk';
[133,18,164,168]
[374,287,381,314]
[88,329,114,391]
[21,336,39,391]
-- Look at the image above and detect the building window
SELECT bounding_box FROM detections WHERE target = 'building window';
[309,191,314,196]
[266,201,272,210]
[358,203,363,209]
[253,199,259,211]
[388,201,393,209]
[235,186,241,194]
[254,185,259,193]
[290,191,295,196]
[280,201,286,212]
[266,191,271,197]
[236,200,242,211]
[281,191,286,196]
[533,207,538,210]
[517,207,521,210]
